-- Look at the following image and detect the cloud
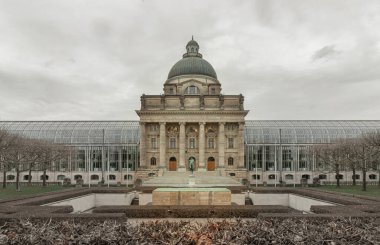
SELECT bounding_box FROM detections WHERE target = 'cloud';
[312,45,340,61]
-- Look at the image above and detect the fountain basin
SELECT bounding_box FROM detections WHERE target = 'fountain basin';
[152,188,231,205]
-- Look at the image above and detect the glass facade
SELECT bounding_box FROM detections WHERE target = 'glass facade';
[1,120,380,179]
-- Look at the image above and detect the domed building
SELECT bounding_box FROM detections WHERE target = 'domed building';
[1,38,380,186]
[136,38,249,177]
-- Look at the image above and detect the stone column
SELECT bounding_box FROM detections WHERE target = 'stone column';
[198,122,205,170]
[179,122,186,171]
[159,122,166,169]
[139,122,146,168]
[238,122,245,168]
[218,122,225,168]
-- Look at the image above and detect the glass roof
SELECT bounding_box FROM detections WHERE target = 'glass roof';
[0,121,140,145]
[1,120,379,145]
[245,120,380,144]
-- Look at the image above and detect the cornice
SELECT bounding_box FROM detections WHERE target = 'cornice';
[136,110,249,116]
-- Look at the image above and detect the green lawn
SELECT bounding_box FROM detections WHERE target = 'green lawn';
[0,185,72,200]
[314,185,380,198]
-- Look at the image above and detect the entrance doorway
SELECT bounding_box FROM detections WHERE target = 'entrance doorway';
[169,157,177,171]
[207,157,215,171]
[188,157,196,171]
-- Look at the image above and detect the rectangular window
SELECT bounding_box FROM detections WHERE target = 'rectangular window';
[228,138,234,148]
[211,88,216,94]
[169,88,174,94]
[169,138,176,149]
[208,138,214,149]
[151,137,157,149]
[189,138,195,149]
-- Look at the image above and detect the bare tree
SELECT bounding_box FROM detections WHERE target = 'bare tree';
[3,135,30,191]
[0,129,18,188]
[363,131,380,188]
[39,142,71,187]
[340,139,360,186]
[23,139,46,186]
[313,141,346,187]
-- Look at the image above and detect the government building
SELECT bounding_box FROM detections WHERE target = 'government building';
[1,39,380,186]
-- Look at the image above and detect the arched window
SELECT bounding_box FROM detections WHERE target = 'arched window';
[229,173,236,177]
[369,174,377,180]
[268,174,276,180]
[23,175,31,181]
[252,174,260,180]
[285,174,293,180]
[301,174,310,180]
[57,175,65,181]
[91,175,99,180]
[7,175,15,180]
[40,175,49,180]
[124,175,133,180]
[108,175,116,180]
[74,175,82,180]
[352,174,360,180]
[335,174,343,180]
[150,157,157,166]
[319,174,327,180]
[228,157,234,166]
[185,85,200,95]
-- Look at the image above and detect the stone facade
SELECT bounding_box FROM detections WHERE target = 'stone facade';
[136,39,248,173]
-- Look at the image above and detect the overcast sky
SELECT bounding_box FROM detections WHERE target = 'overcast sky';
[1,0,380,121]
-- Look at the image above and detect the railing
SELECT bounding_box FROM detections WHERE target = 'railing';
[321,180,378,186]
[4,181,63,186]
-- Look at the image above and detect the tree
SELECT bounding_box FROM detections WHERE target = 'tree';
[340,139,360,186]
[313,141,346,187]
[23,139,46,186]
[39,142,71,187]
[346,135,378,191]
[0,129,18,188]
[3,135,30,191]
[363,131,380,188]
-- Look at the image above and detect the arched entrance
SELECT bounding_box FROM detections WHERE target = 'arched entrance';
[188,157,196,171]
[169,157,177,171]
[207,157,215,171]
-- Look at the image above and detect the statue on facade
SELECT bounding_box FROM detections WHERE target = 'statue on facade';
[219,94,224,108]
[200,95,205,108]
[239,94,244,110]
[189,158,194,174]
[180,95,185,108]
[160,94,165,109]
[140,94,146,109]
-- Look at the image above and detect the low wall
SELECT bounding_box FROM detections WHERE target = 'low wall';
[45,193,137,212]
[248,193,336,212]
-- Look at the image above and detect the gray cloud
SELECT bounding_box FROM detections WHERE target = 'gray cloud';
[312,45,340,61]
[0,0,380,121]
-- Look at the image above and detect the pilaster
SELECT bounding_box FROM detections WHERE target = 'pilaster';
[139,122,147,168]
[159,122,166,169]
[179,122,186,171]
[238,122,245,168]
[198,122,206,170]
[218,122,225,168]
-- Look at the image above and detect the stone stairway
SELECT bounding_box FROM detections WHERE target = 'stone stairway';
[142,170,243,187]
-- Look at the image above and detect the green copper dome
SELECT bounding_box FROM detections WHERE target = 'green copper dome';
[167,38,217,79]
